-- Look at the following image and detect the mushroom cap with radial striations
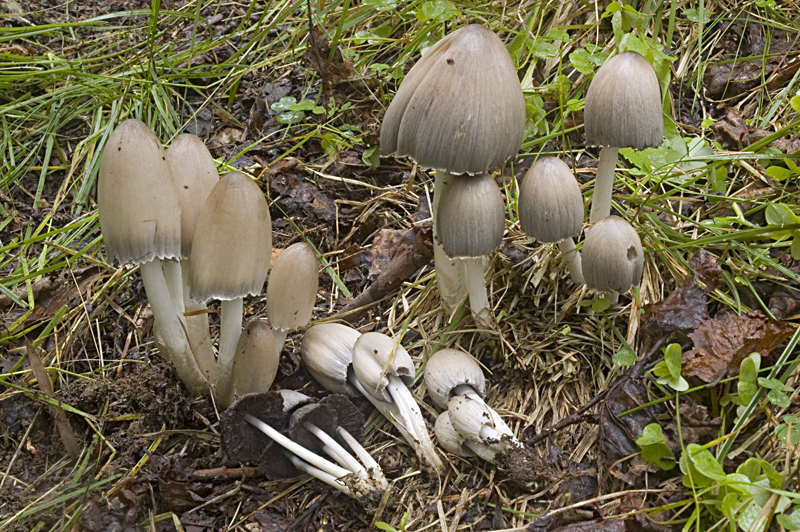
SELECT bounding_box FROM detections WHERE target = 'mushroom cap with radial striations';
[300,323,361,396]
[446,395,497,444]
[380,24,526,175]
[166,133,219,258]
[98,118,181,264]
[190,172,272,302]
[518,157,584,243]
[436,173,505,258]
[233,320,280,397]
[352,332,415,403]
[582,215,644,294]
[584,51,664,150]
[434,411,470,457]
[266,242,319,333]
[424,348,486,410]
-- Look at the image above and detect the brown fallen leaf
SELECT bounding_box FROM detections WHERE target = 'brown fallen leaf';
[712,107,800,153]
[364,228,415,279]
[682,311,796,384]
[303,26,354,85]
[269,172,337,225]
[641,250,721,337]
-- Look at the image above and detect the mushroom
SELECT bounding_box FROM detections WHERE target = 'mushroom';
[436,173,505,328]
[584,51,664,222]
[98,119,207,393]
[164,133,220,385]
[221,391,385,500]
[266,242,319,351]
[380,24,525,310]
[434,410,497,462]
[582,215,643,305]
[447,395,521,453]
[518,157,585,284]
[232,320,280,398]
[352,332,444,473]
[191,172,272,407]
[300,322,361,396]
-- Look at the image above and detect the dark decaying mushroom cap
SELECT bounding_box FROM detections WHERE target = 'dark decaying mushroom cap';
[289,394,366,453]
[380,24,525,175]
[582,216,644,294]
[436,173,505,258]
[584,51,664,150]
[320,394,365,446]
[518,157,584,243]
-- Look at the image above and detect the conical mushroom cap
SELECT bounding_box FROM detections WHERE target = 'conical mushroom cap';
[233,320,280,397]
[518,157,584,243]
[434,411,468,456]
[98,119,181,264]
[380,24,525,174]
[166,133,219,257]
[583,216,644,294]
[300,323,361,396]
[436,173,505,258]
[190,172,272,302]
[352,332,415,403]
[424,348,486,410]
[584,51,664,149]
[267,243,319,333]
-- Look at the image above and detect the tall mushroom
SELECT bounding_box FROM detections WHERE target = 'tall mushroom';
[582,215,643,305]
[191,172,272,407]
[98,118,207,393]
[266,242,319,351]
[381,24,525,310]
[518,157,585,284]
[584,51,664,222]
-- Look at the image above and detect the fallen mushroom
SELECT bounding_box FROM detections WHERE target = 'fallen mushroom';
[447,395,521,454]
[98,119,207,393]
[518,157,585,284]
[191,172,272,407]
[352,332,444,474]
[584,51,664,222]
[434,410,497,462]
[232,320,280,398]
[266,242,320,351]
[582,215,644,305]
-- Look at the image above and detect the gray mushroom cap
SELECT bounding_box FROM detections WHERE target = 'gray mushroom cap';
[267,242,319,333]
[447,395,497,443]
[436,173,505,258]
[584,51,664,150]
[583,216,644,294]
[352,332,415,403]
[300,323,361,396]
[518,157,584,243]
[380,24,525,175]
[98,119,181,264]
[434,410,470,457]
[233,320,280,398]
[424,348,486,410]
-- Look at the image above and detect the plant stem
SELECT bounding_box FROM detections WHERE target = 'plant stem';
[139,260,207,394]
[273,329,288,353]
[215,297,243,408]
[589,147,619,222]
[557,238,584,285]
[433,170,466,309]
[463,256,493,329]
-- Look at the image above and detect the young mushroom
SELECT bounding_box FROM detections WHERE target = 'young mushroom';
[232,320,280,398]
[436,173,506,329]
[582,215,644,305]
[434,410,497,462]
[380,24,525,310]
[299,322,361,396]
[98,118,207,393]
[518,157,585,284]
[447,395,521,454]
[266,242,320,351]
[191,172,272,407]
[584,51,664,222]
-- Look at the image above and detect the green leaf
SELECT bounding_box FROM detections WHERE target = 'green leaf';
[545,29,570,42]
[664,343,683,379]
[767,389,791,408]
[777,511,800,531]
[740,354,757,383]
[417,0,458,22]
[362,146,380,168]
[569,49,594,75]
[531,40,558,60]
[613,347,638,366]
[721,492,741,532]
[362,0,397,11]
[684,7,711,23]
[276,111,304,125]
[271,96,297,112]
[792,234,800,261]
[653,360,671,378]
[776,423,800,445]
[636,423,667,446]
[591,296,610,313]
[681,443,725,488]
[738,381,758,405]
[757,377,793,392]
[765,202,797,227]
[637,424,676,470]
[791,95,800,115]
[766,166,793,181]
[289,100,325,114]
[374,523,398,532]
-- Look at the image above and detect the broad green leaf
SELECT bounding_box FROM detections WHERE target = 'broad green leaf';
[777,511,800,531]
[417,1,458,22]
[791,95,800,115]
[738,457,762,482]
[508,31,532,66]
[737,499,766,532]
[776,423,800,445]
[613,347,637,366]
[792,234,800,261]
[363,0,397,10]
[768,389,791,408]
[686,443,726,481]
[757,377,793,392]
[271,96,297,112]
[545,29,570,42]
[532,40,558,60]
[721,492,740,532]
[569,49,594,75]
[362,146,380,168]
[592,296,610,313]
[737,381,758,405]
[760,460,782,489]
[653,360,671,378]
[663,343,682,379]
[636,423,666,446]
[765,202,797,227]
[766,166,793,181]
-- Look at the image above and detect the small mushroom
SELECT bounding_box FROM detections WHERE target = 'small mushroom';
[300,323,362,396]
[436,173,505,329]
[582,215,644,305]
[447,395,521,453]
[353,332,444,473]
[434,410,497,462]
[191,172,272,407]
[423,348,486,410]
[232,320,280,398]
[266,242,320,351]
[584,51,664,222]
[518,157,585,284]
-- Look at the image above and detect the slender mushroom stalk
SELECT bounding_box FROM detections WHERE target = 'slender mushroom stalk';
[380,25,525,310]
[432,170,466,308]
[447,395,521,453]
[232,320,280,397]
[353,332,444,474]
[584,51,664,223]
[191,172,272,407]
[434,410,497,462]
[266,242,320,351]
[98,119,207,394]
[436,173,505,329]
[518,157,585,285]
[582,215,644,306]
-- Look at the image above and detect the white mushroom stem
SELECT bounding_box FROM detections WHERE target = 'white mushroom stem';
[139,260,207,394]
[285,454,355,498]
[273,329,288,353]
[464,440,499,462]
[337,427,382,472]
[605,291,620,306]
[215,297,244,407]
[463,257,493,329]
[180,259,217,385]
[451,384,520,447]
[304,423,388,490]
[589,147,619,223]
[433,170,467,309]
[557,238,584,285]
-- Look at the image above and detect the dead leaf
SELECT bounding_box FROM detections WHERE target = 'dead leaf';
[206,127,242,149]
[303,27,354,84]
[269,172,336,225]
[682,311,795,384]
[712,107,800,153]
[641,250,721,337]
[527,514,670,532]
[364,228,415,279]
